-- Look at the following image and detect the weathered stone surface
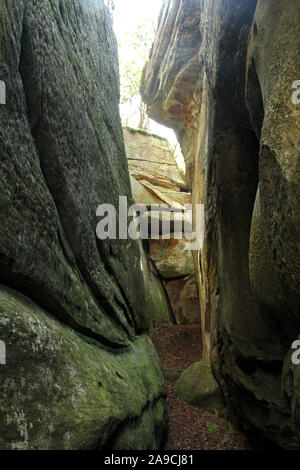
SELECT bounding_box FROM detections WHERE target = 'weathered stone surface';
[124,127,190,209]
[150,235,195,280]
[0,285,167,450]
[249,188,298,340]
[142,0,300,448]
[1,0,149,345]
[247,0,300,322]
[139,241,173,324]
[129,176,164,206]
[124,127,187,190]
[140,0,202,185]
[0,0,166,449]
[134,179,190,209]
[166,278,200,325]
[174,360,223,414]
[124,127,199,325]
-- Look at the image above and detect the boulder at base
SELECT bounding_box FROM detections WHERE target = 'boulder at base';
[175,360,223,414]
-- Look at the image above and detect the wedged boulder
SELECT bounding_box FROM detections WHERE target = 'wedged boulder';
[130,176,164,206]
[0,0,167,449]
[124,127,187,191]
[124,126,199,325]
[150,235,195,280]
[134,179,190,209]
[130,167,181,191]
[124,126,190,209]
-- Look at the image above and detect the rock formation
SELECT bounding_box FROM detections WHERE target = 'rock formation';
[124,127,201,325]
[0,0,167,449]
[141,0,300,448]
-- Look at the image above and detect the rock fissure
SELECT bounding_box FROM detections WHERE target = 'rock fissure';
[0,0,299,451]
[141,0,300,449]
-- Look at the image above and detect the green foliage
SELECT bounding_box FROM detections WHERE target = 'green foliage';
[119,61,143,105]
[222,436,230,444]
[206,421,219,434]
[118,19,156,125]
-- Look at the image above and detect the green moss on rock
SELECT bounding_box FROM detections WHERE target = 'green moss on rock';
[0,285,166,450]
[174,360,223,414]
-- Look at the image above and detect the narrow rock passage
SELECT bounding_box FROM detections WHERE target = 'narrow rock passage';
[150,323,252,450]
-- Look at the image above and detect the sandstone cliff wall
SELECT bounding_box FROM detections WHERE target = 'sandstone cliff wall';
[141,0,300,448]
[0,0,166,449]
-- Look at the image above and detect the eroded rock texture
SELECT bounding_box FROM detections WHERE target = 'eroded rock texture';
[141,0,300,448]
[124,127,200,325]
[0,0,166,449]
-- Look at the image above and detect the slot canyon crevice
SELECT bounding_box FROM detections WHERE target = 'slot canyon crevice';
[0,0,299,451]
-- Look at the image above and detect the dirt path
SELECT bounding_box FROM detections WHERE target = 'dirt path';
[150,323,252,450]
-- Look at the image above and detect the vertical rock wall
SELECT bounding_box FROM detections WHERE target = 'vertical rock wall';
[0,0,167,449]
[141,0,300,448]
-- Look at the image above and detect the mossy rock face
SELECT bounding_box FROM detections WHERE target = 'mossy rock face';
[139,241,173,324]
[0,0,167,449]
[0,0,150,345]
[145,274,172,324]
[174,361,223,414]
[249,187,299,340]
[0,285,167,450]
[248,0,300,320]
